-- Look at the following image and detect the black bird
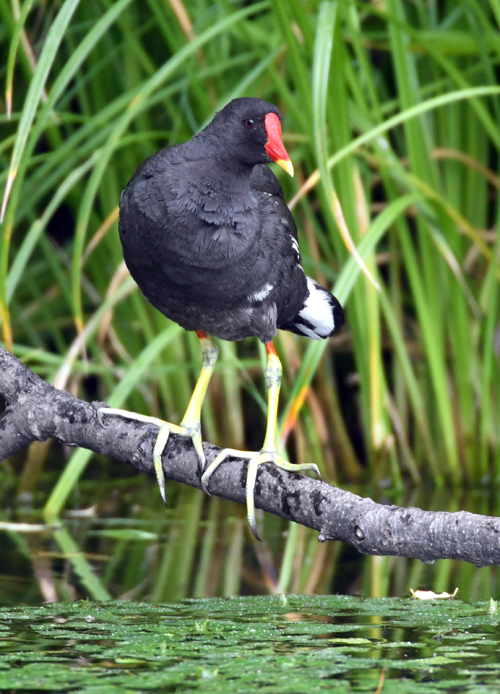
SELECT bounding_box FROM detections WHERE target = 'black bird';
[102,97,344,538]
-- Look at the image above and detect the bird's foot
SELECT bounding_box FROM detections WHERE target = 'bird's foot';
[201,447,320,540]
[99,408,205,505]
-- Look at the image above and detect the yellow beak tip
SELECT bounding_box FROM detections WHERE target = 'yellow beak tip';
[276,158,294,177]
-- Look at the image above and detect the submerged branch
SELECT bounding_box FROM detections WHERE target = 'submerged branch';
[1,346,499,567]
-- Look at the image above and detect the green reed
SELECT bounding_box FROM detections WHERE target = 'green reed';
[1,0,500,600]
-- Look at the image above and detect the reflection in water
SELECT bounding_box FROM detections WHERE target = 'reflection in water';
[0,474,498,605]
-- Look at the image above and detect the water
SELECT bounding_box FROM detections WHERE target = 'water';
[1,473,500,691]
[1,477,499,603]
[0,596,499,692]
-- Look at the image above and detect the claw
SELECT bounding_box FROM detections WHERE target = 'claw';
[246,456,261,541]
[189,426,206,469]
[201,445,318,540]
[99,336,217,507]
[153,423,171,505]
[201,448,250,495]
[99,407,205,506]
[311,464,321,481]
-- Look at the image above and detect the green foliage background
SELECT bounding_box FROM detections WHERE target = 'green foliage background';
[2,0,500,601]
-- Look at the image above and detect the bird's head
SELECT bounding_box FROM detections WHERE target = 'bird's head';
[203,97,294,176]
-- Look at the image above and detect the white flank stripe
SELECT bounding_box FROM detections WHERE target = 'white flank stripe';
[248,282,273,303]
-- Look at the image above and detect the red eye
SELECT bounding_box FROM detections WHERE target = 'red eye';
[244,119,255,129]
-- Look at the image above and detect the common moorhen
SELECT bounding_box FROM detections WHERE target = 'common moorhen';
[102,97,344,538]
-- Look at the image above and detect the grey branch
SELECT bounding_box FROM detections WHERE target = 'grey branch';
[1,346,499,567]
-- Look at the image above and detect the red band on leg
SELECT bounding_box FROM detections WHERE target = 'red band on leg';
[196,330,207,339]
[265,341,277,357]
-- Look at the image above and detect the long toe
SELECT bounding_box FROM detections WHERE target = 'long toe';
[153,423,172,505]
[201,448,253,495]
[200,445,320,539]
[244,451,320,540]
[185,426,206,469]
[99,407,205,504]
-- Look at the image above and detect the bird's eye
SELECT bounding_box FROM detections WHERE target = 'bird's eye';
[244,119,255,129]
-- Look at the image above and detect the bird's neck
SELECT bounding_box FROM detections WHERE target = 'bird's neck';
[190,133,254,179]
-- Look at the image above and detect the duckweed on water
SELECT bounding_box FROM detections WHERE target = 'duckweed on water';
[0,595,498,692]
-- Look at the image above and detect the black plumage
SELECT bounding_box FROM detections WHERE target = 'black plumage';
[107,97,345,538]
[118,97,344,345]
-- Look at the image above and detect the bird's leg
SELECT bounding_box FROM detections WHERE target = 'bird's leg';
[201,341,320,539]
[100,331,218,504]
[179,331,219,465]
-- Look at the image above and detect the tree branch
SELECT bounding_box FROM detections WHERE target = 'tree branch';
[1,346,499,567]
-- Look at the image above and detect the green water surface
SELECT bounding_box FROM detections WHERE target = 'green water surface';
[0,596,499,693]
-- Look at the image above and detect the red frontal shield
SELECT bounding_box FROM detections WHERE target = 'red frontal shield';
[264,113,294,176]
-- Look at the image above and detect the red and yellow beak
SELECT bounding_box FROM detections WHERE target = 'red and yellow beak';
[264,113,294,177]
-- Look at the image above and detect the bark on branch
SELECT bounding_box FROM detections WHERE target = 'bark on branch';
[1,346,499,567]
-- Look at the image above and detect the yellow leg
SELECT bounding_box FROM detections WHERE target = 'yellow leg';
[179,333,219,464]
[201,341,320,540]
[100,331,218,504]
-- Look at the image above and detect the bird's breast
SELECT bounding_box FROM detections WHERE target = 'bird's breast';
[156,184,261,267]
